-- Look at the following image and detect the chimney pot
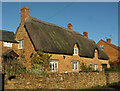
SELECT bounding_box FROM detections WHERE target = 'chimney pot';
[21,6,29,25]
[83,32,88,38]
[107,38,111,44]
[67,24,73,31]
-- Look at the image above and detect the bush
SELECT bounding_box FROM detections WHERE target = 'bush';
[27,64,47,75]
[31,50,52,71]
[2,58,27,75]
[105,68,120,73]
[80,62,92,72]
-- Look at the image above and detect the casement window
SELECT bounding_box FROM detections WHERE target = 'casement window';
[72,61,79,70]
[108,64,110,68]
[18,40,23,49]
[3,42,12,47]
[50,60,58,72]
[94,64,98,71]
[100,45,104,50]
[74,48,78,55]
[89,64,92,68]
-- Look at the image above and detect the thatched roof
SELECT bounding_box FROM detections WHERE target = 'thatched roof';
[0,30,17,43]
[24,16,109,60]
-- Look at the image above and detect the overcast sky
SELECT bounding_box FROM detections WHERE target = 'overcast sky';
[1,2,119,46]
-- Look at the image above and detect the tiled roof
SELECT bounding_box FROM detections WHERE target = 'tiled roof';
[101,39,120,51]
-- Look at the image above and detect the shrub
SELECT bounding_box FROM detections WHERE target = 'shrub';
[31,50,52,71]
[80,62,92,72]
[27,64,47,75]
[2,58,27,75]
[105,68,120,73]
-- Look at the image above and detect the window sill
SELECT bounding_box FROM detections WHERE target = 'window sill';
[18,48,23,50]
[72,69,78,71]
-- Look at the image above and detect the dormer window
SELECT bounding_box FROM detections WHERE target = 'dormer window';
[73,43,79,55]
[94,49,98,58]
[74,48,78,55]
[100,45,104,50]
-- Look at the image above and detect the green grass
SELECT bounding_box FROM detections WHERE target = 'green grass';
[89,82,120,89]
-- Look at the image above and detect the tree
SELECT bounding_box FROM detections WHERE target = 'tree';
[2,57,26,75]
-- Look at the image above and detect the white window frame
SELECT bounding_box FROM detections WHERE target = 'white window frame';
[74,48,78,55]
[72,61,79,71]
[50,60,58,72]
[18,40,23,49]
[94,64,98,71]
[3,42,12,47]
[100,45,104,50]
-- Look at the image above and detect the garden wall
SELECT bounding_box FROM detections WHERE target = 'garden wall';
[4,72,120,89]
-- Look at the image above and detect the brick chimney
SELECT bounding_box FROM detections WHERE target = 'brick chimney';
[67,24,73,31]
[83,32,88,38]
[107,38,111,44]
[21,6,29,25]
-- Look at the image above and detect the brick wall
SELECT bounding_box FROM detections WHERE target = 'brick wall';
[4,72,120,89]
[15,26,36,68]
[106,72,120,84]
[51,53,109,73]
[1,41,18,54]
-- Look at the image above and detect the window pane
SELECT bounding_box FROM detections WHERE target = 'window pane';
[72,61,78,70]
[72,63,74,69]
[3,42,12,47]
[94,64,98,70]
[74,48,78,55]
[55,63,57,68]
[19,40,23,49]
[50,61,58,72]
[100,45,103,50]
[90,64,92,67]
[52,63,54,70]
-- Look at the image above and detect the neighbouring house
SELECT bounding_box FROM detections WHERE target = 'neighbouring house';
[97,39,120,69]
[14,6,110,73]
[0,30,18,72]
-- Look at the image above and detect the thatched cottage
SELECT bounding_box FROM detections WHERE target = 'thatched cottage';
[12,6,110,73]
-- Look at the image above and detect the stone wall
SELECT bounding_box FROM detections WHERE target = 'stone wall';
[4,72,120,89]
[106,72,120,84]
